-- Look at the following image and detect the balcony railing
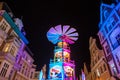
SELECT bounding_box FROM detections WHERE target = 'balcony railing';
[50,58,75,64]
[55,46,70,50]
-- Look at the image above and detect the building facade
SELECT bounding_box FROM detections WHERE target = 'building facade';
[0,2,39,80]
[82,37,111,80]
[98,2,120,78]
[89,37,111,80]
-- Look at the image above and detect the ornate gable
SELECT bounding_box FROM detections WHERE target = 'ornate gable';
[99,3,114,27]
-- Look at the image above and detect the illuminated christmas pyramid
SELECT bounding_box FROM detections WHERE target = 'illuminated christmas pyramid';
[47,25,79,80]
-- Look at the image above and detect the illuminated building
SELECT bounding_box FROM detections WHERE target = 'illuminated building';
[80,69,85,80]
[30,68,40,80]
[46,25,78,80]
[98,2,120,78]
[13,47,38,80]
[0,2,39,80]
[89,37,111,80]
[83,63,91,80]
[39,64,46,80]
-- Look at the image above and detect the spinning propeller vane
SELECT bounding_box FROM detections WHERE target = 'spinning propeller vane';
[47,25,79,44]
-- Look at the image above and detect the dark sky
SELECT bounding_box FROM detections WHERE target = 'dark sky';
[2,0,115,77]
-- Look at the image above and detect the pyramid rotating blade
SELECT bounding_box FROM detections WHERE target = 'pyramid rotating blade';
[47,32,60,44]
[51,39,59,44]
[67,32,78,37]
[48,27,58,34]
[69,36,78,41]
[62,36,75,44]
[65,28,76,35]
[55,25,62,34]
[47,32,58,37]
[62,25,70,34]
[67,38,75,44]
[47,36,59,44]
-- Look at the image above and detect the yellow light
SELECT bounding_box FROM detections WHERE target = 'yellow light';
[4,43,10,52]
[58,42,68,48]
[64,51,69,57]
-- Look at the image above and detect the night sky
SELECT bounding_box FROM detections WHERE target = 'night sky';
[1,0,115,77]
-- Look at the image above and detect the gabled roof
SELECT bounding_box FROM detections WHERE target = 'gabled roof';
[99,3,115,28]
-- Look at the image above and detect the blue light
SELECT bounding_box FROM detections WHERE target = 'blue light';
[47,32,60,44]
[39,70,43,80]
[2,11,29,44]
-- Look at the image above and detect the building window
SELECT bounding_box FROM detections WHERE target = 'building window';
[10,46,16,56]
[103,64,106,71]
[110,27,120,49]
[112,32,120,49]
[117,8,120,16]
[0,63,9,77]
[22,66,25,74]
[112,14,118,26]
[19,63,22,72]
[0,21,6,31]
[15,54,18,62]
[110,17,115,26]
[116,33,120,45]
[105,15,118,33]
[14,38,22,47]
[111,63,117,75]
[3,43,11,52]
[35,73,38,78]
[105,26,108,33]
[30,72,33,78]
[115,55,120,66]
[105,45,111,55]
[9,69,13,79]
[108,25,112,31]
[0,21,8,32]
